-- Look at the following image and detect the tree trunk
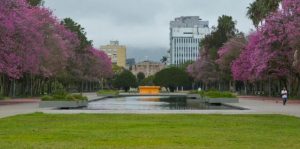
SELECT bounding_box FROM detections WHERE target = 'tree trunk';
[244,81,247,95]
[80,81,83,95]
[0,74,3,96]
[30,74,33,96]
[13,79,16,97]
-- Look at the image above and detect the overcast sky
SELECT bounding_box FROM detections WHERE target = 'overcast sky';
[45,0,255,62]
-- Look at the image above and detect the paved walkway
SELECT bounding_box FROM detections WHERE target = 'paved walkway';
[0,103,39,118]
[0,98,39,105]
[0,93,103,119]
[1,94,300,119]
[227,97,300,117]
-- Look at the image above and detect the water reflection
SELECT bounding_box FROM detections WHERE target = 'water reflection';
[88,96,235,110]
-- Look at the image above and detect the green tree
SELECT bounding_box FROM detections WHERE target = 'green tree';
[198,15,238,80]
[27,0,44,6]
[160,56,168,65]
[154,67,191,92]
[137,72,145,85]
[214,15,237,49]
[141,76,155,86]
[247,0,281,27]
[112,64,124,75]
[61,18,92,51]
[201,15,237,53]
[61,18,93,92]
[178,60,194,71]
[189,15,239,90]
[113,70,137,92]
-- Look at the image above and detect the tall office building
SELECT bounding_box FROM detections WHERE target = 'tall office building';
[169,16,210,66]
[101,41,127,68]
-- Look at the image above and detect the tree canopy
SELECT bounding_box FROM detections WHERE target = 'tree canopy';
[140,76,155,86]
[113,70,137,92]
[201,15,238,51]
[189,0,300,96]
[27,0,44,6]
[137,72,145,85]
[0,0,112,96]
[247,0,281,27]
[61,18,93,51]
[188,15,239,83]
[154,67,191,92]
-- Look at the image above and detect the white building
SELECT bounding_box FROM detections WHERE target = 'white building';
[169,16,210,66]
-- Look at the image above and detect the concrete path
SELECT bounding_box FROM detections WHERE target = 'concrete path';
[0,93,103,119]
[0,103,39,119]
[0,98,39,105]
[1,94,300,119]
[227,97,300,117]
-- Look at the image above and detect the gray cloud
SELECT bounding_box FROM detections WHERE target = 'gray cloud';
[45,0,255,62]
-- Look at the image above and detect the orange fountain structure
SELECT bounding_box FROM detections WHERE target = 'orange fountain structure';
[139,86,160,95]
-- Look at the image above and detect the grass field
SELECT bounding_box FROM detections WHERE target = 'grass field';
[0,113,300,149]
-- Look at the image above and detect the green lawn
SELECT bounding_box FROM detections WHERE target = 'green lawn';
[0,113,300,149]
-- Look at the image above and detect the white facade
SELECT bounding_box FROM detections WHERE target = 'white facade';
[169,16,210,66]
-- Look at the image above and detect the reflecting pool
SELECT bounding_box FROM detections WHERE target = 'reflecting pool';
[87,96,239,110]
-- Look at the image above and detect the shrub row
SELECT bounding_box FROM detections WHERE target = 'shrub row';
[191,90,237,98]
[41,94,88,101]
[97,90,119,96]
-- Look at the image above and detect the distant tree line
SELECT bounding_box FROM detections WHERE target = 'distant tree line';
[112,66,192,92]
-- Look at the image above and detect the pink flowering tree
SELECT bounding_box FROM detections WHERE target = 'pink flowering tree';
[187,47,219,90]
[231,31,274,82]
[85,47,113,81]
[282,0,300,71]
[231,0,300,96]
[0,0,113,96]
[216,35,246,81]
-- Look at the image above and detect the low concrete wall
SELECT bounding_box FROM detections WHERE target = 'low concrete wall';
[191,95,239,104]
[186,94,201,99]
[39,101,88,108]
[205,98,239,104]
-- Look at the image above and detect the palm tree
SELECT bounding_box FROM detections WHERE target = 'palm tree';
[247,2,261,27]
[247,0,281,27]
[27,0,44,6]
[161,56,168,65]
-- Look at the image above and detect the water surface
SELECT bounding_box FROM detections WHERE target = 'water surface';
[88,96,237,110]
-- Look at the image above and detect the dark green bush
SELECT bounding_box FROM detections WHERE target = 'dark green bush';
[65,94,76,100]
[52,94,67,100]
[289,96,300,100]
[71,94,88,101]
[97,90,119,95]
[41,94,87,101]
[41,95,53,101]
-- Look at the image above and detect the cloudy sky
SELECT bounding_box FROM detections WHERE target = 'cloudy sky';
[44,0,255,62]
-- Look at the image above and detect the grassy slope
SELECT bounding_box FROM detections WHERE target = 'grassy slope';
[0,113,300,149]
